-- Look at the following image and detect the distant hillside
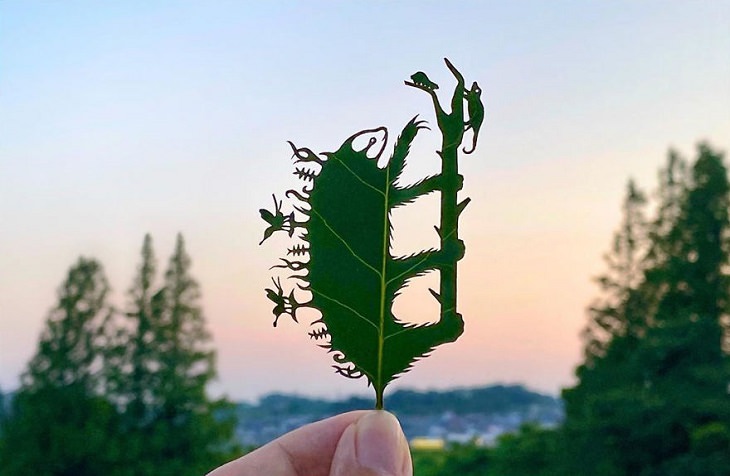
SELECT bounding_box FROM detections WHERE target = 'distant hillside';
[239,384,559,417]
[383,384,560,416]
[235,384,563,446]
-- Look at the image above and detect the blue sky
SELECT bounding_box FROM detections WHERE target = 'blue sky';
[1,1,729,400]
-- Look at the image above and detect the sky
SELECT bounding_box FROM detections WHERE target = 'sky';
[1,1,729,402]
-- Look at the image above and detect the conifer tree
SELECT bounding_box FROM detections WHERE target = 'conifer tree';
[562,180,653,475]
[124,233,159,423]
[119,234,237,475]
[563,144,730,475]
[637,144,730,474]
[22,257,113,391]
[1,240,237,475]
[0,257,120,476]
[581,179,648,363]
[153,233,236,474]
[102,234,165,473]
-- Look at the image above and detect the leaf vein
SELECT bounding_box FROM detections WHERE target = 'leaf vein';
[330,155,386,197]
[311,287,378,331]
[310,208,381,277]
[386,251,433,286]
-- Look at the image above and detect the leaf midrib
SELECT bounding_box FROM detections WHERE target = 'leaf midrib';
[317,153,397,398]
[309,207,380,276]
[377,157,398,399]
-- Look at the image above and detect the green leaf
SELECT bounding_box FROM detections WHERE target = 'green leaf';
[261,59,482,408]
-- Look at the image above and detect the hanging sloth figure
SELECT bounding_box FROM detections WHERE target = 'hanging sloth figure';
[259,58,484,409]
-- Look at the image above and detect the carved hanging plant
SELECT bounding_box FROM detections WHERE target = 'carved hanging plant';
[259,58,484,409]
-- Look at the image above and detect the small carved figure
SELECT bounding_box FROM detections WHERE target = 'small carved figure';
[410,71,439,91]
[259,195,294,244]
[463,81,483,154]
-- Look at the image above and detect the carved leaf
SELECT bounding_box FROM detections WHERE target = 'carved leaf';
[260,59,479,408]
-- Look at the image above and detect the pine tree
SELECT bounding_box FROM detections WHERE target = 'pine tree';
[1,240,238,475]
[0,257,120,476]
[581,179,649,363]
[563,144,730,475]
[22,257,113,391]
[152,233,236,475]
[117,234,237,475]
[562,180,653,475]
[101,234,164,474]
[123,233,159,423]
[638,143,730,474]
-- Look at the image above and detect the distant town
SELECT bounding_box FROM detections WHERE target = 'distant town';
[234,384,564,448]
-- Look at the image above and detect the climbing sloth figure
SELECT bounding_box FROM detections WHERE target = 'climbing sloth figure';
[463,81,483,154]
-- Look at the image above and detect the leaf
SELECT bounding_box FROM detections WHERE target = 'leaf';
[260,59,481,408]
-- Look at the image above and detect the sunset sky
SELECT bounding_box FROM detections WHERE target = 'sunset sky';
[1,1,729,402]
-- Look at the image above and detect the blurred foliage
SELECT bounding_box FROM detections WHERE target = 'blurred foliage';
[412,448,447,476]
[412,143,730,476]
[411,425,559,476]
[0,235,237,475]
[561,143,730,475]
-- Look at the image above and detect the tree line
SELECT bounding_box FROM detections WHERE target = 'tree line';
[413,142,730,476]
[2,143,729,475]
[0,234,237,476]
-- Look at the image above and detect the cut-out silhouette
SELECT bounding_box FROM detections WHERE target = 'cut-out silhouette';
[410,71,439,90]
[463,81,484,154]
[260,58,484,409]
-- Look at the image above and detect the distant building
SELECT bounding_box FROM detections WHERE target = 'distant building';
[410,437,445,450]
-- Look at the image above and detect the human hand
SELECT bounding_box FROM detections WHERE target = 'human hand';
[207,410,412,476]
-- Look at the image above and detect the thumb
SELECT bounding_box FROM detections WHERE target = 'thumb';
[330,411,412,476]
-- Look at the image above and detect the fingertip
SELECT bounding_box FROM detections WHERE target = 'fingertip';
[331,411,412,476]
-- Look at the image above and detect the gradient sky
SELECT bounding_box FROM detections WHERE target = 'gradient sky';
[1,1,729,401]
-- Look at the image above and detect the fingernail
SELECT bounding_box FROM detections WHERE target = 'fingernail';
[355,411,409,475]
